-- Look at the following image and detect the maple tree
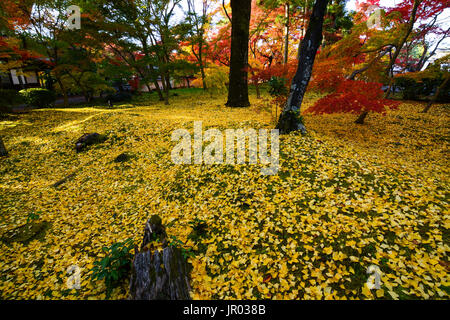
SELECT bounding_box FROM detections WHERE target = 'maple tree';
[306,79,400,117]
[94,0,194,105]
[9,0,78,106]
[302,0,449,124]
[185,0,211,90]
[0,0,43,85]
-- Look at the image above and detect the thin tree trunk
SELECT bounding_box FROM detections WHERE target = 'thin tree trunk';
[283,3,290,65]
[134,62,164,101]
[82,88,90,103]
[200,65,207,90]
[0,137,8,157]
[153,79,164,101]
[421,76,449,113]
[384,76,394,99]
[161,73,170,105]
[56,77,69,107]
[144,82,152,93]
[199,46,207,90]
[355,0,421,120]
[347,47,391,80]
[226,0,252,108]
[276,0,329,134]
[255,81,261,99]
[355,110,368,124]
[385,0,421,77]
[382,0,420,101]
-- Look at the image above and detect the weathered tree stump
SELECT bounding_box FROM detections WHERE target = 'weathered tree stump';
[0,137,8,157]
[129,215,191,300]
[75,133,106,152]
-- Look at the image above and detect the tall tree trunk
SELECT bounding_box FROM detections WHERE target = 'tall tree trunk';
[421,75,449,113]
[283,3,290,65]
[226,0,251,108]
[0,137,8,157]
[276,0,329,134]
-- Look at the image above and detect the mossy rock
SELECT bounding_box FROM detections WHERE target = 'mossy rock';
[1,221,51,245]
[114,152,132,163]
[75,133,107,152]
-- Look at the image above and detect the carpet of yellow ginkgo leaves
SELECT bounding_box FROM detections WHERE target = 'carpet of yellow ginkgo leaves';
[0,88,448,300]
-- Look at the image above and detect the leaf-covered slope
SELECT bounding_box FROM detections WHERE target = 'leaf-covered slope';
[0,92,448,300]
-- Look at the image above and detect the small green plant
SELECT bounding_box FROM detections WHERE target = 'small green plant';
[187,218,208,241]
[168,235,194,259]
[27,212,40,224]
[268,76,288,97]
[91,238,135,297]
[19,88,55,108]
[268,76,289,124]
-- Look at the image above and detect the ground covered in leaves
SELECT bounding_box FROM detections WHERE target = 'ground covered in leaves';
[0,88,448,299]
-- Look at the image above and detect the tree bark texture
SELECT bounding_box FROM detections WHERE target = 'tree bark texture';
[276,0,329,134]
[129,216,191,300]
[226,0,252,107]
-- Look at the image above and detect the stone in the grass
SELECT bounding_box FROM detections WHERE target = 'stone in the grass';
[1,221,50,245]
[114,152,131,163]
[75,133,105,152]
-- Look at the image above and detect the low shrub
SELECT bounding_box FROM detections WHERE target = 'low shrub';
[394,76,446,101]
[91,239,135,297]
[19,88,56,108]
